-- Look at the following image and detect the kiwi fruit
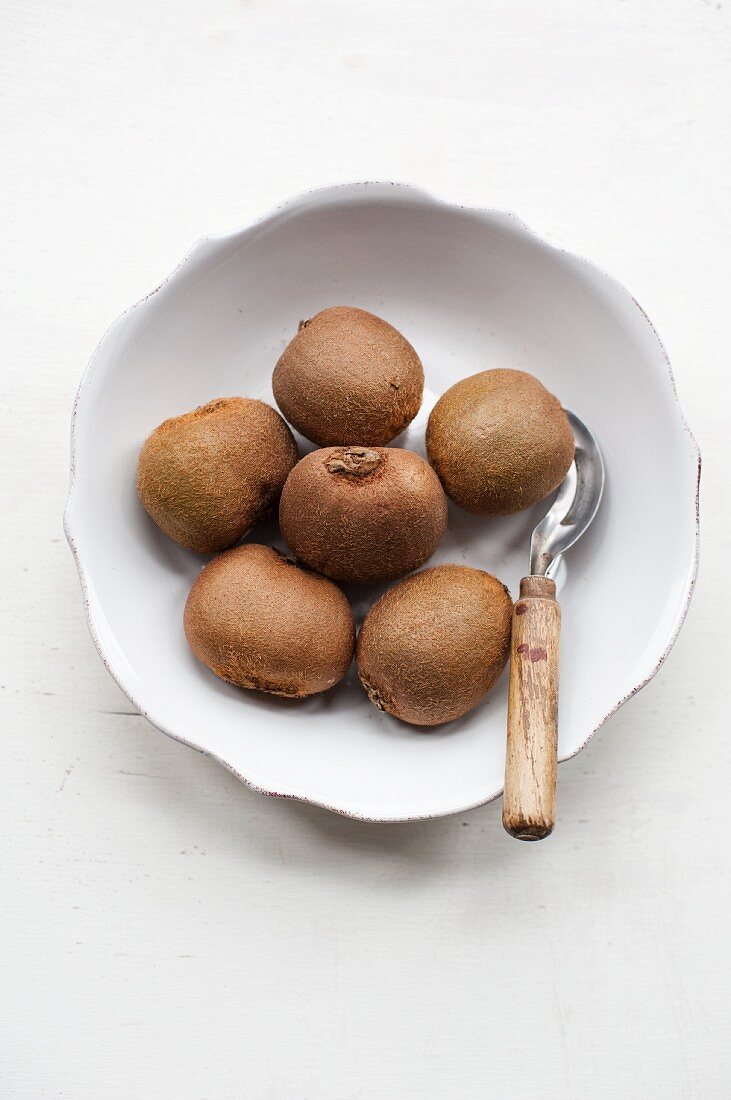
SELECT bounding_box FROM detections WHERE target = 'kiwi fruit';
[356,565,512,726]
[184,544,355,697]
[137,397,298,553]
[279,446,447,584]
[426,369,575,515]
[272,306,424,446]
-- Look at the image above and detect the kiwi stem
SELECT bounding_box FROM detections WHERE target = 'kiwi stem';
[326,447,381,477]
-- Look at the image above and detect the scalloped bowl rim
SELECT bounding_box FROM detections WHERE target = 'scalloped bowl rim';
[64,181,700,822]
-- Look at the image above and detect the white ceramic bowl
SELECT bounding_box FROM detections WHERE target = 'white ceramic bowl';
[65,183,699,822]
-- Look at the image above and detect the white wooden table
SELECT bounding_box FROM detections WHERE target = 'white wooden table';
[2,1,727,1096]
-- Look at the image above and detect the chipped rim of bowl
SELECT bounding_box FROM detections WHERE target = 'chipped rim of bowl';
[63,181,701,822]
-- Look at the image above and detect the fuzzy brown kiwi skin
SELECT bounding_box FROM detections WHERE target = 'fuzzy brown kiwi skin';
[272,306,424,446]
[184,544,355,697]
[426,369,575,516]
[356,564,513,727]
[279,446,448,584]
[136,397,298,553]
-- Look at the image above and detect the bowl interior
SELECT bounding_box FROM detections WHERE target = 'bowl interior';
[67,186,698,820]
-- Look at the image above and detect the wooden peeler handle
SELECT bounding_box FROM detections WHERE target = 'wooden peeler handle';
[503,575,561,841]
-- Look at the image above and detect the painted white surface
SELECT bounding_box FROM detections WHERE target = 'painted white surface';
[0,0,727,1096]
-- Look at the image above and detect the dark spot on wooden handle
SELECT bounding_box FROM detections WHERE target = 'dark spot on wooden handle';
[529,647,547,662]
[516,603,528,615]
[517,643,529,654]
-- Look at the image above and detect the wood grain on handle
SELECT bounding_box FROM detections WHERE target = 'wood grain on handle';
[503,575,561,841]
